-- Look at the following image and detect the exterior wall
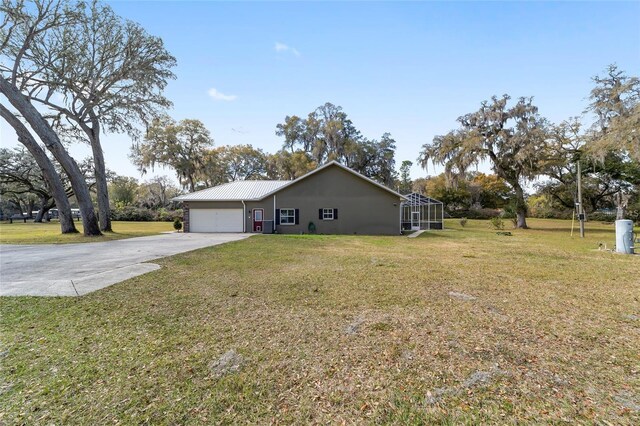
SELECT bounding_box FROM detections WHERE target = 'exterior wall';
[245,200,274,233]
[273,165,401,235]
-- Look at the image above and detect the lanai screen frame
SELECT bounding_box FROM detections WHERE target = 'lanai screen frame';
[400,192,444,231]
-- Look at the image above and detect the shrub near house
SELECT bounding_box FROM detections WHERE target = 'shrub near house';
[110,206,182,222]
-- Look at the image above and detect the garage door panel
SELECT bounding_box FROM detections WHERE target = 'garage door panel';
[189,209,243,233]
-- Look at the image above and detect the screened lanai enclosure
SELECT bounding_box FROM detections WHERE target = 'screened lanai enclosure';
[401,192,444,231]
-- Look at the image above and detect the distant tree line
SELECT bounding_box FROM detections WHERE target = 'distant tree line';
[107,175,182,222]
[0,144,182,222]
[418,64,639,228]
[275,103,398,186]
[130,102,399,191]
[411,172,512,216]
[0,146,97,221]
[1,1,637,234]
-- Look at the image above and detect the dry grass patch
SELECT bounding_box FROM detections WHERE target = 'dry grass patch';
[1,219,638,424]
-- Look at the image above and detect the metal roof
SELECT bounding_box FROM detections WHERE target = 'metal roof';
[173,161,406,203]
[173,180,291,201]
[400,192,443,206]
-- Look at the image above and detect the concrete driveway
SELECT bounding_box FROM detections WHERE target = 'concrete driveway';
[0,232,250,297]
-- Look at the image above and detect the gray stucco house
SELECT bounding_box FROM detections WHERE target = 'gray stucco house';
[172,161,404,235]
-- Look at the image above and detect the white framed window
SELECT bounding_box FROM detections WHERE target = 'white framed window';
[280,208,295,225]
[322,208,334,220]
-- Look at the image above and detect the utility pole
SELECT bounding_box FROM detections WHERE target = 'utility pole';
[577,159,585,238]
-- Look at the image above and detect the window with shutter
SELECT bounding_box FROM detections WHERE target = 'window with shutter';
[322,208,334,220]
[279,208,295,225]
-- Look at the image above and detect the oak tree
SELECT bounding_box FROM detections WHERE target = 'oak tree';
[419,95,549,228]
[0,0,100,234]
[0,103,77,231]
[18,0,175,231]
[131,117,213,192]
[276,103,398,186]
[587,64,639,162]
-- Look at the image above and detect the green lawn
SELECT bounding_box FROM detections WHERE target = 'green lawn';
[0,220,174,244]
[1,219,638,424]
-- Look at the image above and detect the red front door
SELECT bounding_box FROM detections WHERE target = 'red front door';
[252,209,263,232]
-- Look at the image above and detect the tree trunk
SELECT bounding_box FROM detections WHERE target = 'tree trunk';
[85,119,112,232]
[34,196,45,222]
[0,104,77,233]
[513,184,528,229]
[26,199,35,218]
[0,77,100,235]
[35,197,53,223]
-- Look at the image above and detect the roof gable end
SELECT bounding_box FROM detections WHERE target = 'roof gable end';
[257,161,405,200]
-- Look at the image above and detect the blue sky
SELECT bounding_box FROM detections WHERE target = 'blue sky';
[1,0,639,182]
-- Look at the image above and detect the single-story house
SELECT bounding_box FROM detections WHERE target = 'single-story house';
[172,161,405,235]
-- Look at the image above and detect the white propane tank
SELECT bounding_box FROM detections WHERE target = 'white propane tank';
[615,219,635,254]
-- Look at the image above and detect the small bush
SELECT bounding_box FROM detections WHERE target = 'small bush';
[490,216,505,230]
[110,206,155,221]
[109,206,184,222]
[459,217,468,228]
[528,209,574,220]
[155,208,183,222]
[588,212,616,223]
[173,218,183,231]
[156,208,171,222]
[502,201,519,228]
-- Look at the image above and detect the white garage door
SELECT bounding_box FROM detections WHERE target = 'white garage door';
[189,209,243,233]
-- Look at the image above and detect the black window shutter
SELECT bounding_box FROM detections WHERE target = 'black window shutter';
[275,209,280,225]
[319,209,323,220]
[334,208,338,219]
[295,209,300,225]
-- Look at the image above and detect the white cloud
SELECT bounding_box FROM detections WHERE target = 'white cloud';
[274,42,288,52]
[274,41,300,57]
[207,88,237,101]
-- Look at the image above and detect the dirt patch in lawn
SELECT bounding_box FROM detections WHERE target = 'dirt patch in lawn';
[448,291,477,301]
[210,350,245,378]
[425,365,508,405]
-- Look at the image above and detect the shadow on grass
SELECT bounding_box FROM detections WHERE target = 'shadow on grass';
[416,231,452,239]
[527,227,616,234]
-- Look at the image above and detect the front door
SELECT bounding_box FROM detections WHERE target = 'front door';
[411,211,420,231]
[252,209,264,232]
